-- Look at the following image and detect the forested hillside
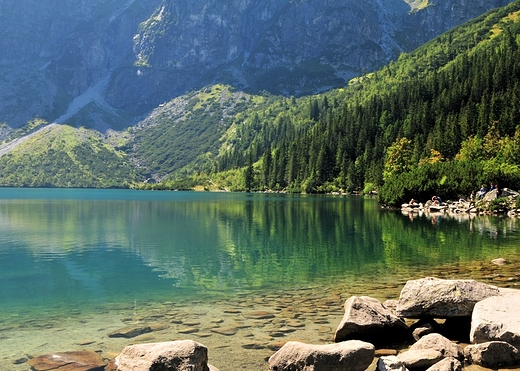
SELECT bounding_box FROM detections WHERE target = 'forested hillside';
[152,1,520,205]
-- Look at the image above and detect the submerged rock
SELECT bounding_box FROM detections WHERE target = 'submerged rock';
[108,325,152,338]
[27,350,106,371]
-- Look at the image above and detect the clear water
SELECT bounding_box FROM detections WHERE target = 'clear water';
[0,188,519,370]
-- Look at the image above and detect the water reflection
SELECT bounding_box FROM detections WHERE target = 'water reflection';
[0,190,519,315]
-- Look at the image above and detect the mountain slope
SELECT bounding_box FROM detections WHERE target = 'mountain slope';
[0,0,511,131]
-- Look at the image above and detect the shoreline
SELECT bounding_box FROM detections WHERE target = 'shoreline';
[2,257,519,371]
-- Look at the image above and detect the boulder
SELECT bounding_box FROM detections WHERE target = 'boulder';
[397,349,444,369]
[483,189,498,202]
[115,340,211,371]
[425,357,461,371]
[396,277,499,318]
[268,340,375,371]
[334,296,411,345]
[377,356,408,371]
[470,290,520,347]
[464,341,520,368]
[409,333,463,360]
[27,350,106,371]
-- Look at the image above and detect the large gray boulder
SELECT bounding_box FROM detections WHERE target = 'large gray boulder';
[334,296,411,345]
[470,290,520,347]
[464,341,520,368]
[409,333,463,360]
[396,277,499,318]
[268,340,375,371]
[115,340,213,371]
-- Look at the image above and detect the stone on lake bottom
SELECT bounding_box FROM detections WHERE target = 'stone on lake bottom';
[27,350,106,371]
[268,340,375,371]
[107,325,152,338]
[243,310,275,320]
[210,326,239,336]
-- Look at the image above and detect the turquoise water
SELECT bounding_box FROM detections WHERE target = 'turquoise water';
[0,188,519,370]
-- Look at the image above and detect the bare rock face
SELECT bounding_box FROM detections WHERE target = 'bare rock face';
[334,296,411,345]
[396,277,500,318]
[27,350,106,371]
[0,0,512,129]
[115,340,211,371]
[464,341,520,368]
[470,290,520,347]
[268,340,375,371]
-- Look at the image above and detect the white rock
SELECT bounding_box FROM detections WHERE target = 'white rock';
[470,290,520,347]
[268,340,375,371]
[115,340,211,371]
[396,277,499,318]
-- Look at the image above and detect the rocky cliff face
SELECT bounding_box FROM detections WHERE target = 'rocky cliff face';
[0,0,512,130]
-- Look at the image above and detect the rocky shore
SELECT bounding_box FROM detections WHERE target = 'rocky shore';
[23,276,520,371]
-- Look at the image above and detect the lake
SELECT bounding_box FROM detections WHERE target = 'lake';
[0,188,519,370]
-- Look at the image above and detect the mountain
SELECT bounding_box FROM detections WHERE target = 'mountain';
[0,0,511,131]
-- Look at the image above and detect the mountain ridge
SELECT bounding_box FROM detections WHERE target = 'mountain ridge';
[0,0,512,131]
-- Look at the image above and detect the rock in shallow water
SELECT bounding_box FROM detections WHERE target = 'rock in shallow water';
[334,296,411,345]
[470,290,520,347]
[268,340,375,371]
[27,350,106,371]
[396,277,500,318]
[116,340,217,371]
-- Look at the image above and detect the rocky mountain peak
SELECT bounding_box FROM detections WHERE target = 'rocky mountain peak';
[0,0,512,130]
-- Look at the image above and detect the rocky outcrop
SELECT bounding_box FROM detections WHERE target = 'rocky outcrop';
[115,340,215,371]
[334,296,411,345]
[396,277,500,318]
[268,340,375,371]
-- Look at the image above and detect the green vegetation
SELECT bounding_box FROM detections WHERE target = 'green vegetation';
[146,2,520,206]
[2,2,520,202]
[0,124,141,188]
